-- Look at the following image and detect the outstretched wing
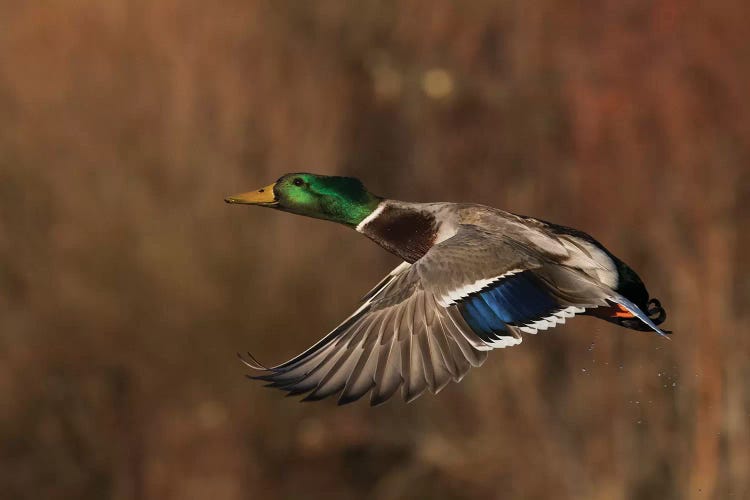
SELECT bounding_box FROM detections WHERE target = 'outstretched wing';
[240,225,661,406]
[241,257,491,406]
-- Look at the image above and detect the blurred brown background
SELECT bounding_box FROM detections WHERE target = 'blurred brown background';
[0,1,748,499]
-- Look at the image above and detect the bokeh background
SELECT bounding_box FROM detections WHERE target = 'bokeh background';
[1,1,748,499]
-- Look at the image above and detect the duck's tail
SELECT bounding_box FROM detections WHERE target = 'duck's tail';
[588,297,671,335]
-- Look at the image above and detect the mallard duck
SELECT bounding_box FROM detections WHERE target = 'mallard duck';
[226,173,669,406]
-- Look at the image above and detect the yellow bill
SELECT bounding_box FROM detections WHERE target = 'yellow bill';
[225,183,278,206]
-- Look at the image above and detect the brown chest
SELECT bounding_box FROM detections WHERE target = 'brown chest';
[360,206,438,263]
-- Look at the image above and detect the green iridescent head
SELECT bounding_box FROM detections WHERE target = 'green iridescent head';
[225,173,382,227]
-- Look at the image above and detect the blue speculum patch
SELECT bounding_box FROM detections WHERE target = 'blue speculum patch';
[457,271,560,341]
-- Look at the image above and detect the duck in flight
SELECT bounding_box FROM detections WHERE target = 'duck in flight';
[226,173,669,406]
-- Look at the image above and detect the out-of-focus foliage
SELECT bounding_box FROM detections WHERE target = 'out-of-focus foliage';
[0,1,748,499]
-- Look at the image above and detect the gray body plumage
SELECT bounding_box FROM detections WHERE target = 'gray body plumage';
[242,200,668,405]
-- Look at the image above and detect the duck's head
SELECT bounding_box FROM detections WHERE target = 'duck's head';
[225,173,382,227]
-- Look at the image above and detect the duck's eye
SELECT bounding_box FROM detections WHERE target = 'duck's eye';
[292,178,304,186]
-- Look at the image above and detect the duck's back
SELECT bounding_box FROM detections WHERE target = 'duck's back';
[449,203,666,330]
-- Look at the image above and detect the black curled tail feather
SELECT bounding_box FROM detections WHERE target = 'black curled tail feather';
[647,298,667,325]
